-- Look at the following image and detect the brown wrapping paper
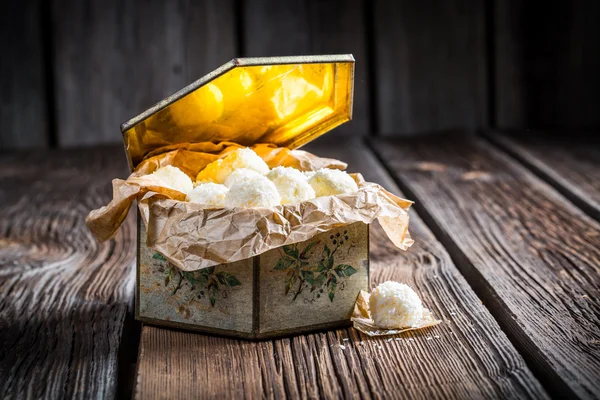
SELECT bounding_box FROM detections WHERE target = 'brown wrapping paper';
[351,290,441,336]
[140,174,412,271]
[86,145,414,271]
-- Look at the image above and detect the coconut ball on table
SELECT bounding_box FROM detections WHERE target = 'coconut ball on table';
[187,182,229,208]
[196,148,269,184]
[308,168,358,197]
[267,166,316,205]
[369,281,424,329]
[225,175,281,208]
[151,165,194,194]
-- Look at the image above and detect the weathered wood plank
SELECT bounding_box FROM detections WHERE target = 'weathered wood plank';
[0,0,49,149]
[494,1,600,129]
[488,132,600,221]
[0,147,137,398]
[134,139,547,399]
[372,134,600,398]
[372,0,487,135]
[52,0,237,147]
[242,0,370,136]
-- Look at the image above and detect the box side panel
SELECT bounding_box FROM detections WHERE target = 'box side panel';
[137,223,254,333]
[258,222,369,334]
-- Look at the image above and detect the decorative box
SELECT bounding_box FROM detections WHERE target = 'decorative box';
[122,55,370,339]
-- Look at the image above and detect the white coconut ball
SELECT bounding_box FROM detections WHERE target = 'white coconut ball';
[224,168,264,188]
[196,148,269,184]
[268,166,306,181]
[267,167,315,205]
[186,182,229,208]
[369,281,424,329]
[308,168,359,197]
[151,165,194,194]
[225,175,281,208]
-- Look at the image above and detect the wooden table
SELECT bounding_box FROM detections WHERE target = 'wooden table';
[1,132,598,399]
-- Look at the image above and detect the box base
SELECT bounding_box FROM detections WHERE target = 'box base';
[136,219,369,339]
[136,315,353,340]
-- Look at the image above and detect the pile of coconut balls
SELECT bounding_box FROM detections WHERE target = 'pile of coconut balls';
[147,148,359,208]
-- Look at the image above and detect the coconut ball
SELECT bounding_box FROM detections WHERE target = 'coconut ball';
[225,175,281,208]
[267,167,315,205]
[224,168,264,188]
[186,182,228,208]
[151,165,194,194]
[267,166,306,181]
[196,148,269,184]
[308,168,359,197]
[195,159,223,183]
[369,281,424,329]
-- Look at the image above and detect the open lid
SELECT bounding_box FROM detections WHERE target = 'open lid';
[121,54,355,170]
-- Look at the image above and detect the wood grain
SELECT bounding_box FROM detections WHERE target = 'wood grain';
[52,0,237,147]
[0,0,49,149]
[0,147,137,398]
[134,139,547,399]
[242,0,370,136]
[494,1,600,129]
[372,0,487,135]
[372,134,600,398]
[488,132,600,221]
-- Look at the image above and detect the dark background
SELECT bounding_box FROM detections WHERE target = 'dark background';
[1,0,599,150]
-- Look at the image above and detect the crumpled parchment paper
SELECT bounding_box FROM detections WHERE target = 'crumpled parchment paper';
[351,290,441,336]
[86,144,414,271]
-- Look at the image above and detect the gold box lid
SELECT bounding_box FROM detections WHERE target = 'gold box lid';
[121,54,355,170]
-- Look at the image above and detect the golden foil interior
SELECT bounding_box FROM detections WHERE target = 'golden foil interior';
[122,55,355,169]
